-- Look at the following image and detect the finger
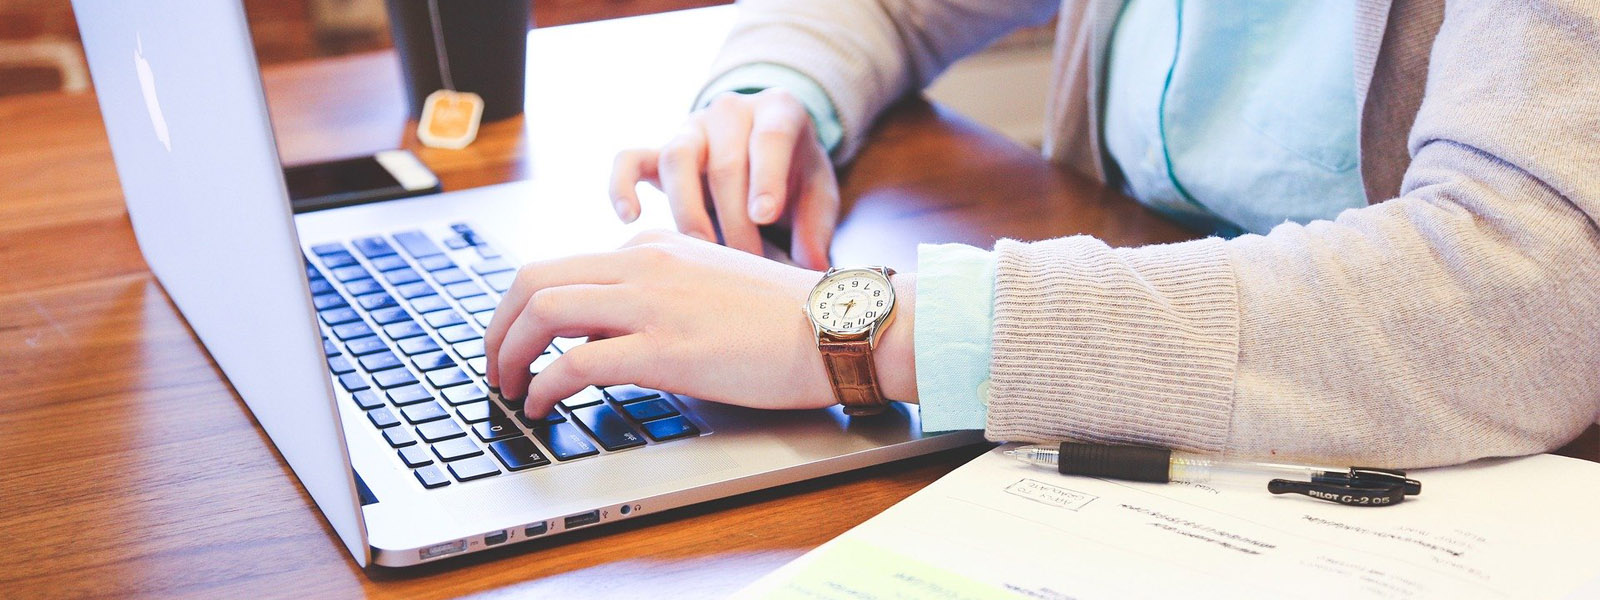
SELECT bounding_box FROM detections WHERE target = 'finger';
[485,255,632,388]
[702,108,763,255]
[746,97,807,224]
[609,149,660,223]
[658,123,716,242]
[522,334,650,418]
[789,144,840,269]
[496,284,635,402]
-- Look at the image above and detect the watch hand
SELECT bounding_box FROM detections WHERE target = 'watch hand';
[842,300,856,317]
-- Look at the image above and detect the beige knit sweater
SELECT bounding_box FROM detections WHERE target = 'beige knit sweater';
[706,0,1600,467]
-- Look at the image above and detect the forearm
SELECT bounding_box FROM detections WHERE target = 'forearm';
[874,273,918,403]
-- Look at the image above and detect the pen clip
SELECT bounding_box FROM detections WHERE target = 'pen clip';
[1267,467,1421,507]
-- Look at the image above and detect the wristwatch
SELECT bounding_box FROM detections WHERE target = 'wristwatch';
[804,266,898,416]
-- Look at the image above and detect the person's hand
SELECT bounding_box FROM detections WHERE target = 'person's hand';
[483,231,916,418]
[609,88,841,270]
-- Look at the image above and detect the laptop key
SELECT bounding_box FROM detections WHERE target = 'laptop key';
[383,427,417,448]
[392,230,444,258]
[373,368,420,389]
[369,254,409,272]
[319,307,360,326]
[445,281,485,299]
[605,385,660,404]
[489,437,550,471]
[384,268,423,286]
[408,295,450,314]
[401,401,449,424]
[439,324,479,344]
[411,351,455,372]
[471,258,515,275]
[447,455,500,482]
[483,271,515,293]
[395,281,437,300]
[331,265,370,282]
[312,293,347,310]
[417,254,455,272]
[456,400,491,424]
[398,336,441,356]
[344,278,384,297]
[475,245,501,259]
[327,355,355,375]
[353,236,397,258]
[351,390,385,410]
[356,292,397,311]
[338,373,369,392]
[426,367,471,388]
[414,465,450,488]
[431,268,470,285]
[641,416,699,442]
[458,294,496,314]
[473,312,494,328]
[443,235,469,250]
[424,310,464,329]
[383,320,425,340]
[310,242,346,256]
[559,387,605,410]
[442,384,488,406]
[621,398,679,422]
[319,251,357,269]
[387,384,433,406]
[398,446,434,468]
[417,418,466,443]
[359,351,402,372]
[466,357,487,376]
[515,409,566,428]
[470,407,520,442]
[308,278,335,296]
[331,322,374,341]
[345,336,388,356]
[530,422,599,460]
[570,404,646,451]
[368,407,400,428]
[451,339,485,360]
[370,307,411,326]
[433,437,484,462]
[323,338,342,357]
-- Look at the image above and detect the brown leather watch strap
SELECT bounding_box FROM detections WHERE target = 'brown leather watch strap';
[818,336,889,416]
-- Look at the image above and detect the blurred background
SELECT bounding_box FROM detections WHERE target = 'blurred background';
[0,0,1055,147]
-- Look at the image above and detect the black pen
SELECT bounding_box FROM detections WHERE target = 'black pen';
[1007,443,1421,507]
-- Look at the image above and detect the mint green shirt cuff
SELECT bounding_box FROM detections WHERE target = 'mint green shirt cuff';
[914,243,997,433]
[696,63,844,156]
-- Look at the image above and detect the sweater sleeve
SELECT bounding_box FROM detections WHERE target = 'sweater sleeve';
[984,0,1600,468]
[701,0,1059,163]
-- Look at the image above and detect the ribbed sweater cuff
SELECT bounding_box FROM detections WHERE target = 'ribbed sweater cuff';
[986,236,1239,452]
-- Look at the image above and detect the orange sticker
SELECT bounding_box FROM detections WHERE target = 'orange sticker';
[417,89,483,150]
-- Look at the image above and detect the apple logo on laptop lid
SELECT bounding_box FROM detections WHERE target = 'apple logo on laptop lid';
[133,33,171,152]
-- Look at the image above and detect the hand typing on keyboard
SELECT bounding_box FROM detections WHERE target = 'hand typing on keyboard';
[483,230,918,418]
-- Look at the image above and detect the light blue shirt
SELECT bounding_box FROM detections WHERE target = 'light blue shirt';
[704,1,1366,432]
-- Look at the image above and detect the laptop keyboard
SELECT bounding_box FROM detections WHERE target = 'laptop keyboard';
[305,222,705,490]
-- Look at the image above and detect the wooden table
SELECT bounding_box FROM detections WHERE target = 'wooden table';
[1,8,1594,599]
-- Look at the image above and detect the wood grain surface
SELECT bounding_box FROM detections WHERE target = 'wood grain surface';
[1,10,1594,600]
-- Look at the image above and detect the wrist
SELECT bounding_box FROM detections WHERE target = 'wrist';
[874,273,917,403]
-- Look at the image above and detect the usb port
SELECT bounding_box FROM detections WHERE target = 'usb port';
[484,530,508,546]
[564,510,601,529]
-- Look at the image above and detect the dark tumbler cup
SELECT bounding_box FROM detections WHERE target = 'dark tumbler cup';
[386,0,531,123]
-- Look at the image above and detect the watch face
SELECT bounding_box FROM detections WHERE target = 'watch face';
[807,268,894,335]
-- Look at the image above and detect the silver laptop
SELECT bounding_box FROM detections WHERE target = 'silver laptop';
[73,0,980,568]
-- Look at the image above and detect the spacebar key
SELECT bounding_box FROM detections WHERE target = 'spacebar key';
[570,404,646,451]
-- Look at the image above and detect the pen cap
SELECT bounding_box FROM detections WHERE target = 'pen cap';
[1057,443,1172,483]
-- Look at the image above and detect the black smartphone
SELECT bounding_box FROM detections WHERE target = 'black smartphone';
[283,149,443,213]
